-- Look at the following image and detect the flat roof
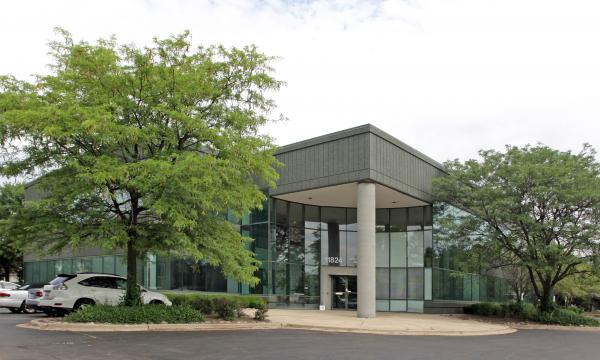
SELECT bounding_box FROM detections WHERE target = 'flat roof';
[275,124,446,172]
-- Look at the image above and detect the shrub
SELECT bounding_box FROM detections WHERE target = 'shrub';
[534,308,600,327]
[65,305,203,324]
[464,302,600,327]
[214,298,238,321]
[163,293,268,315]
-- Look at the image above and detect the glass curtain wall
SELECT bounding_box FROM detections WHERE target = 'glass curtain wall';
[432,202,513,302]
[375,206,433,313]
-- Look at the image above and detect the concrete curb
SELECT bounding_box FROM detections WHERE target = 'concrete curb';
[17,318,517,336]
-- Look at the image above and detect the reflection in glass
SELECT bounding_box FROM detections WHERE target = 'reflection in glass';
[390,268,407,299]
[376,267,390,299]
[408,268,424,300]
[346,232,358,266]
[376,232,389,267]
[390,232,407,267]
[304,229,321,266]
[407,231,424,267]
[305,205,320,229]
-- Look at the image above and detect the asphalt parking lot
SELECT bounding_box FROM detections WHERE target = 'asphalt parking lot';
[1,308,599,360]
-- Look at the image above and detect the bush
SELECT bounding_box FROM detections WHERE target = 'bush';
[214,298,238,321]
[65,305,204,324]
[164,293,268,318]
[464,302,600,327]
[534,308,600,327]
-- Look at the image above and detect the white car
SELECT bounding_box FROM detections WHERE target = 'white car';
[39,273,171,315]
[0,284,39,313]
[0,281,19,290]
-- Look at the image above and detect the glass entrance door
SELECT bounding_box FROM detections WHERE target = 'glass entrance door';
[332,276,357,310]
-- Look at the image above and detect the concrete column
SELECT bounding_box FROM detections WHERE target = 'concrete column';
[357,182,376,318]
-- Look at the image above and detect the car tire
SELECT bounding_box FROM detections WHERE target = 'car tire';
[149,300,164,305]
[20,301,36,314]
[73,299,95,312]
[8,307,21,314]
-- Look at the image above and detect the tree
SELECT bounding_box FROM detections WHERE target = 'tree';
[0,30,282,305]
[0,183,24,281]
[554,264,600,309]
[433,145,600,311]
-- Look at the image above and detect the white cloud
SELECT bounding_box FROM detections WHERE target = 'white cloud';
[1,0,599,162]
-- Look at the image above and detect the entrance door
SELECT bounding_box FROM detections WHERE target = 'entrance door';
[332,276,357,310]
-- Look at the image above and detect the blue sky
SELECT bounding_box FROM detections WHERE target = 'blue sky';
[2,0,600,162]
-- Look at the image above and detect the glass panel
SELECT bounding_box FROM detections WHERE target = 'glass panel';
[407,300,424,313]
[274,225,289,264]
[390,208,407,232]
[24,262,33,284]
[250,198,268,223]
[92,257,103,273]
[376,300,390,312]
[376,232,389,267]
[289,227,305,264]
[376,267,389,300]
[408,207,424,231]
[115,256,127,277]
[103,256,115,274]
[408,268,424,300]
[288,263,304,296]
[345,208,357,231]
[407,231,424,267]
[304,205,320,229]
[390,300,407,312]
[304,229,321,266]
[390,268,407,299]
[321,207,346,231]
[390,232,407,267]
[423,206,433,230]
[274,199,288,225]
[424,268,432,300]
[322,229,346,266]
[39,261,47,283]
[304,265,320,298]
[376,209,389,232]
[424,231,433,267]
[346,231,358,267]
[289,203,303,228]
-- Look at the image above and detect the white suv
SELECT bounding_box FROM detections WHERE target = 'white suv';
[38,273,171,315]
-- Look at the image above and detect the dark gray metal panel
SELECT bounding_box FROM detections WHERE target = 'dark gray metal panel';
[271,124,446,202]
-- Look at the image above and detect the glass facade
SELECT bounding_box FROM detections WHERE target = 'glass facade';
[23,198,513,312]
[375,207,432,313]
[432,202,512,303]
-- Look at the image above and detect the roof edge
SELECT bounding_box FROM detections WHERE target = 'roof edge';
[274,123,447,172]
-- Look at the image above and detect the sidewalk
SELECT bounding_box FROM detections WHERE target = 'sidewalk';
[267,309,516,336]
[18,309,516,336]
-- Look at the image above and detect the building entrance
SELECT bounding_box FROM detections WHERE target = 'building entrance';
[332,276,357,310]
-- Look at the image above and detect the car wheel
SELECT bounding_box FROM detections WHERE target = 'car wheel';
[73,299,95,312]
[8,307,21,314]
[18,301,35,314]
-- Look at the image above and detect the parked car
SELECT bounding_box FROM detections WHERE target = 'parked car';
[25,284,47,312]
[0,281,19,290]
[0,284,44,313]
[39,273,171,315]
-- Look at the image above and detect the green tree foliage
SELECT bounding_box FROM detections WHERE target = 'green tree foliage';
[0,30,283,304]
[0,183,24,281]
[554,264,600,309]
[433,145,600,311]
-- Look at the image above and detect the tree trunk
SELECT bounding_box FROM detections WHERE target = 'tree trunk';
[539,282,555,312]
[2,265,10,281]
[124,239,141,306]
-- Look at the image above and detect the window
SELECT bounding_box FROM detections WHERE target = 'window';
[407,231,424,267]
[115,278,127,290]
[79,276,115,288]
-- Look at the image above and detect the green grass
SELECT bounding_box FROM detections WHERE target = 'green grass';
[65,304,204,324]
[464,302,600,327]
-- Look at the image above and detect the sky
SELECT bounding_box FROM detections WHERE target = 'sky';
[1,0,600,163]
